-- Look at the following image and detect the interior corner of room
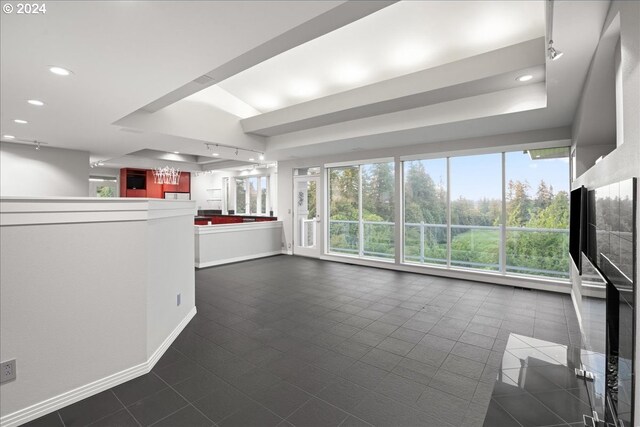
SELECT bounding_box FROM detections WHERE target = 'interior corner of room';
[1,0,638,426]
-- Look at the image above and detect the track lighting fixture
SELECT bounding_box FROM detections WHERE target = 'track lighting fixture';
[546,1,563,61]
[547,40,563,61]
[203,142,266,162]
[35,141,40,150]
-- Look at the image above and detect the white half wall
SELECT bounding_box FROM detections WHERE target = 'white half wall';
[0,198,196,427]
[0,142,90,197]
[146,203,196,357]
[195,221,284,268]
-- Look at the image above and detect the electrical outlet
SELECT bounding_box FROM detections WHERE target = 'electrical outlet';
[176,293,181,306]
[1,360,16,383]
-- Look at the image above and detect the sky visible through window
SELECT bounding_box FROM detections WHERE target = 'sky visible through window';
[423,153,569,200]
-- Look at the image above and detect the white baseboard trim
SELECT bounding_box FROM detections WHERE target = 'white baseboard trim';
[195,250,283,268]
[147,306,197,370]
[0,307,197,427]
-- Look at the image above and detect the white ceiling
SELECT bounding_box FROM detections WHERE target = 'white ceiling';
[0,0,345,160]
[0,0,611,171]
[216,1,545,113]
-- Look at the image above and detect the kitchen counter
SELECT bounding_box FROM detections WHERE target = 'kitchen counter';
[194,221,283,267]
[194,213,277,225]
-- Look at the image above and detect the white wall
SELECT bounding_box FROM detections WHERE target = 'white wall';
[191,170,226,211]
[0,142,90,197]
[146,206,195,357]
[570,0,640,420]
[0,198,196,426]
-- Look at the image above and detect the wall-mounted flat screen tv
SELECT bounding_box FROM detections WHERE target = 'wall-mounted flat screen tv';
[570,186,587,273]
[126,174,146,190]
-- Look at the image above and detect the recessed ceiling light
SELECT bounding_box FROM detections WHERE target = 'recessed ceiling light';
[27,99,45,106]
[253,95,280,111]
[212,153,220,156]
[390,44,429,68]
[3,135,15,139]
[49,66,72,76]
[334,64,368,84]
[14,119,28,124]
[173,151,180,154]
[289,80,320,98]
[249,158,255,161]
[516,74,533,82]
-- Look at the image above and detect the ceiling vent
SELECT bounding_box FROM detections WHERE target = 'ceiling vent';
[193,74,215,85]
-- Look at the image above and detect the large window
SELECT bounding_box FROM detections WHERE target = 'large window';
[233,175,270,215]
[505,149,570,278]
[401,148,570,279]
[329,166,360,255]
[235,178,247,214]
[89,177,117,198]
[260,176,268,215]
[404,159,447,265]
[328,161,395,260]
[248,177,258,214]
[450,154,502,271]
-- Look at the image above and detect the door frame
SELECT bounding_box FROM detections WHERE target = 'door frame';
[292,174,322,258]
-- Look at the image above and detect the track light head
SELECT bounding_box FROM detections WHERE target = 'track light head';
[548,40,563,61]
[35,141,41,150]
[259,153,265,161]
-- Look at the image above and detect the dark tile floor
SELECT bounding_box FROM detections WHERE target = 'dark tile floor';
[23,256,582,427]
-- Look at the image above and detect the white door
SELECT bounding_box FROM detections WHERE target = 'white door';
[293,175,321,257]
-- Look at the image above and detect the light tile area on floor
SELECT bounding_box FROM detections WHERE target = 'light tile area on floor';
[23,256,580,427]
[482,334,593,427]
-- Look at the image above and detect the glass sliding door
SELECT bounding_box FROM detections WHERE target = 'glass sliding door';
[403,159,447,265]
[328,161,395,260]
[449,154,502,271]
[504,149,570,278]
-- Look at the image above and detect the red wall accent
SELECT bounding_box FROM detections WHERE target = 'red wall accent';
[195,215,277,225]
[120,168,191,199]
[125,189,147,198]
[119,168,128,197]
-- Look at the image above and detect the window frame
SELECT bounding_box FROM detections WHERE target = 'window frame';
[323,147,571,283]
[232,174,271,216]
[325,158,396,261]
